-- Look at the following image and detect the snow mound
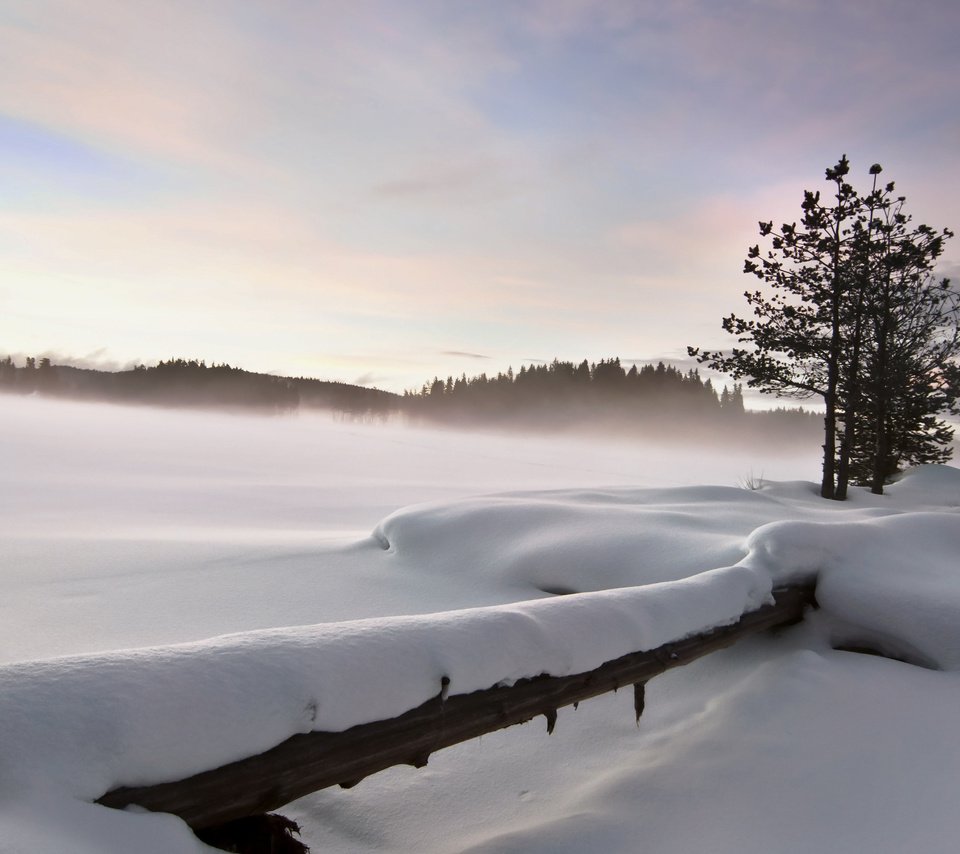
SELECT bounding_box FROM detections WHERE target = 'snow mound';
[885,463,960,507]
[373,485,787,594]
[370,475,960,672]
[738,505,960,669]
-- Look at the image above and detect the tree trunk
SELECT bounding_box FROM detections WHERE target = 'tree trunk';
[822,280,842,500]
[822,175,847,501]
[870,272,893,495]
[836,309,865,500]
[870,385,889,495]
[821,400,836,499]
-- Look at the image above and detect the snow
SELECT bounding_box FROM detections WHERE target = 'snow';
[0,565,766,800]
[1,394,959,853]
[449,649,960,854]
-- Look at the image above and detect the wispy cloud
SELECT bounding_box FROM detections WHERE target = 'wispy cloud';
[441,351,491,360]
[372,157,520,204]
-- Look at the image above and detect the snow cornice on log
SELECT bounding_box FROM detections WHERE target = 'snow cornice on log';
[97,584,816,830]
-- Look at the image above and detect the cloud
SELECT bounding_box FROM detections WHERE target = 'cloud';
[441,351,491,360]
[0,3,261,171]
[371,157,522,205]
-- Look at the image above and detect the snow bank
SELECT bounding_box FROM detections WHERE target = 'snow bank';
[738,467,960,669]
[373,468,960,671]
[0,565,769,806]
[373,486,773,593]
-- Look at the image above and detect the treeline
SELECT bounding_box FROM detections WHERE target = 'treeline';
[1,354,821,444]
[404,357,820,443]
[0,356,398,416]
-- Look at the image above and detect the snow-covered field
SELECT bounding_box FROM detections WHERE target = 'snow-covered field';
[2,395,959,853]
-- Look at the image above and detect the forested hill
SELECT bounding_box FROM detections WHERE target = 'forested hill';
[0,357,398,416]
[404,357,821,443]
[0,355,820,444]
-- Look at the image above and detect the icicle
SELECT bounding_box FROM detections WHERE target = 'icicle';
[440,675,450,702]
[633,682,646,726]
[544,708,558,735]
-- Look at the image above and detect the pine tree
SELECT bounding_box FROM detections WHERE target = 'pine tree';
[690,155,862,498]
[853,193,958,491]
[691,156,957,497]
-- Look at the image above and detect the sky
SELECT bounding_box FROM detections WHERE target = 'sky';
[2,0,959,392]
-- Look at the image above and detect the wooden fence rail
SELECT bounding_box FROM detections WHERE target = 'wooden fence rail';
[97,583,816,832]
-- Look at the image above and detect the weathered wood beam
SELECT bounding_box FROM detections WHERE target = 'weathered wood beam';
[98,584,815,829]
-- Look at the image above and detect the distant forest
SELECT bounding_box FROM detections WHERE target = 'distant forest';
[404,357,821,443]
[0,356,396,416]
[0,354,820,444]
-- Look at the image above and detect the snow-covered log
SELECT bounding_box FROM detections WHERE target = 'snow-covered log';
[98,584,815,830]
